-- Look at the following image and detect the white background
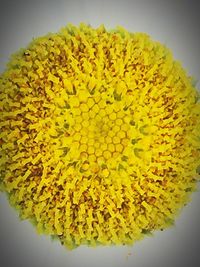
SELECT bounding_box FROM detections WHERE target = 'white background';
[0,1,200,267]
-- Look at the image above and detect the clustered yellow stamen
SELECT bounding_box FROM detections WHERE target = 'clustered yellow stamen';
[0,23,200,249]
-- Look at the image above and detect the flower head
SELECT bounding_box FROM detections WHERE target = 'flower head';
[0,23,200,249]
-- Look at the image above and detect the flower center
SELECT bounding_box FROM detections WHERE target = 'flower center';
[71,95,130,166]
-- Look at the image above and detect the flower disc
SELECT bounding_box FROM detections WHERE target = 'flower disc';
[0,24,200,249]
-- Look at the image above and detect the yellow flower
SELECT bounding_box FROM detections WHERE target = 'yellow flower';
[0,23,199,250]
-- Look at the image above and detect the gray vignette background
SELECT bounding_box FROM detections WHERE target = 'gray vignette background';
[0,0,200,267]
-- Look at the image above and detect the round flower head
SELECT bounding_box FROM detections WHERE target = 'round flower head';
[0,23,200,249]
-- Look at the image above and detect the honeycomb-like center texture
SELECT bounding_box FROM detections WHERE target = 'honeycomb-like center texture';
[0,23,200,249]
[72,96,129,166]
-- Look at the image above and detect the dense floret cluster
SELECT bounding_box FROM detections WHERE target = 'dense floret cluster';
[0,24,200,249]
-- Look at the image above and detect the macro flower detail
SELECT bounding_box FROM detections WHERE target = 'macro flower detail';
[0,23,200,249]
